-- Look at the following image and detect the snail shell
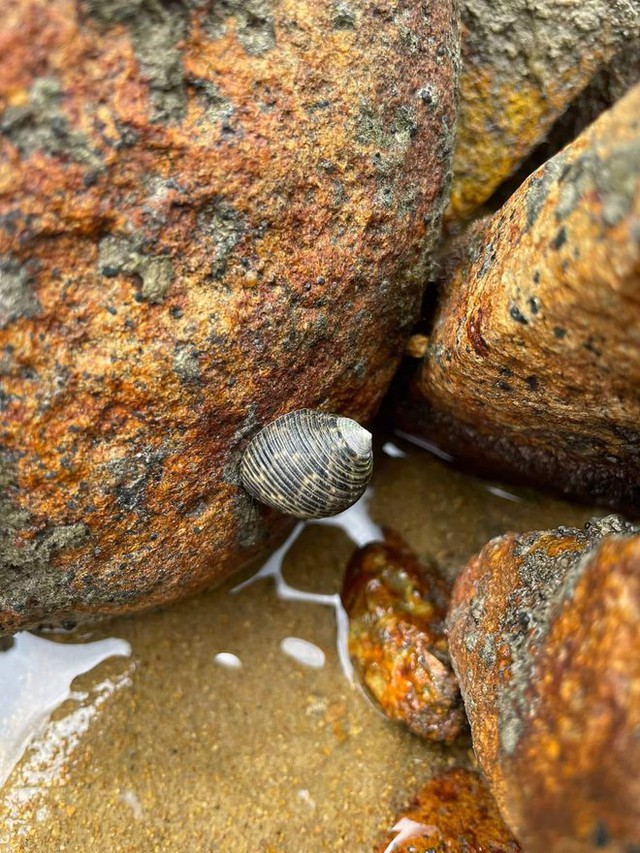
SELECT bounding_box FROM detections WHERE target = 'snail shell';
[240,409,373,519]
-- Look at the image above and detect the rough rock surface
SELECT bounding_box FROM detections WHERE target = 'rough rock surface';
[450,0,640,222]
[447,516,640,852]
[342,532,465,743]
[397,83,640,511]
[0,0,459,633]
[374,767,521,852]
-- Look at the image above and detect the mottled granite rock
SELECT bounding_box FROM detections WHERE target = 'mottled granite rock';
[450,0,640,222]
[0,0,459,632]
[397,83,640,511]
[448,516,640,852]
[375,767,521,852]
[342,532,465,743]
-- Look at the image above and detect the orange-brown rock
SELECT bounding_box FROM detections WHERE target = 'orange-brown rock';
[397,83,640,511]
[447,516,640,852]
[342,532,465,743]
[0,1,459,633]
[374,767,521,852]
[450,0,640,222]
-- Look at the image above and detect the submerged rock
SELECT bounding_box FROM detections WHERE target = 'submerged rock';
[374,767,521,852]
[0,1,459,632]
[450,0,640,222]
[447,516,640,852]
[342,532,465,743]
[397,83,640,511]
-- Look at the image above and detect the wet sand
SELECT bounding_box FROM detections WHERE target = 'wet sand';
[0,439,599,852]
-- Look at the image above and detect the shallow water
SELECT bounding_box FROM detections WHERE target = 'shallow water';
[0,438,599,851]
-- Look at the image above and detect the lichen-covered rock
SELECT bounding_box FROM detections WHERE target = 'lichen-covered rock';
[342,532,465,743]
[0,0,459,633]
[449,0,640,222]
[374,768,521,852]
[447,516,640,852]
[397,83,640,511]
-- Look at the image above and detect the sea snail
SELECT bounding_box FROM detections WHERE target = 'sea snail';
[240,409,373,519]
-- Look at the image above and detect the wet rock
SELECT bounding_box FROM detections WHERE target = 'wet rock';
[342,532,465,743]
[0,1,459,632]
[397,83,640,511]
[450,0,640,222]
[447,516,640,852]
[374,767,521,852]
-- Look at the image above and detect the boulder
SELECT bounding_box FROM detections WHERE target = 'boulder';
[447,516,640,851]
[450,0,640,222]
[0,0,459,632]
[397,83,640,511]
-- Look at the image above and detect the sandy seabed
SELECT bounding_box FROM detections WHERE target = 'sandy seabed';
[0,438,597,852]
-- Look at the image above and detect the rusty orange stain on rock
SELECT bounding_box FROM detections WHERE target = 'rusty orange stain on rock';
[0,0,459,632]
[374,767,521,852]
[449,1,639,223]
[342,531,465,743]
[448,516,640,851]
[397,83,640,511]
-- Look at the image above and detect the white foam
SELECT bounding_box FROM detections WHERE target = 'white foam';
[280,637,326,669]
[231,490,382,684]
[394,430,454,462]
[231,523,306,594]
[382,817,438,853]
[0,632,131,791]
[121,788,144,820]
[382,441,407,459]
[0,666,133,837]
[484,484,523,503]
[297,788,316,809]
[314,488,383,547]
[213,652,243,670]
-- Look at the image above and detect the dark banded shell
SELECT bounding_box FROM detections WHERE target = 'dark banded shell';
[240,409,373,519]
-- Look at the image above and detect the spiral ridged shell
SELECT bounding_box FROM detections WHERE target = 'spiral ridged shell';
[240,409,373,519]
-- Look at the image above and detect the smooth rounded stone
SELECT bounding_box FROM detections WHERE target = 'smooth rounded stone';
[342,532,465,743]
[449,0,640,222]
[397,83,640,511]
[374,768,521,852]
[0,1,459,633]
[447,516,640,852]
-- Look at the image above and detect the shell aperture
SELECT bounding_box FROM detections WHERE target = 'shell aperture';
[240,409,373,519]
